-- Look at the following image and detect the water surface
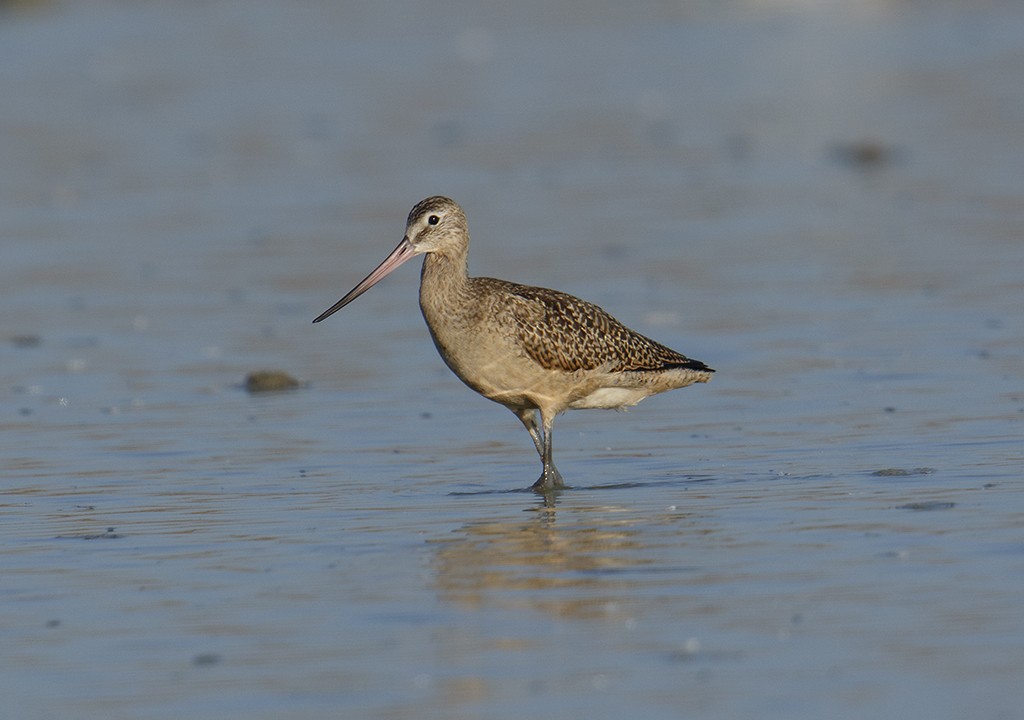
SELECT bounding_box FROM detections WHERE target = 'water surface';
[2,1,1022,719]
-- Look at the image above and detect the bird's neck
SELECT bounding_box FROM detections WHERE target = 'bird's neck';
[420,250,470,300]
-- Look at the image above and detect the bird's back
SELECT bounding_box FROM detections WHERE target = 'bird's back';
[477,277,714,377]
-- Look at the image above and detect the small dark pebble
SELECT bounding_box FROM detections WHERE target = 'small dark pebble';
[10,334,42,348]
[872,468,935,477]
[896,501,956,511]
[830,140,899,168]
[56,527,122,540]
[192,653,222,667]
[245,370,300,393]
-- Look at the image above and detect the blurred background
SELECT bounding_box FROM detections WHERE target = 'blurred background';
[2,1,1022,718]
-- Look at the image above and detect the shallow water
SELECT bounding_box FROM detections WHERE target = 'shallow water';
[2,1,1023,718]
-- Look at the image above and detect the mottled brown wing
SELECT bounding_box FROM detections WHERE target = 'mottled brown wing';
[491,279,711,374]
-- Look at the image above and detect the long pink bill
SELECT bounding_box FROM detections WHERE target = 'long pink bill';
[312,237,418,323]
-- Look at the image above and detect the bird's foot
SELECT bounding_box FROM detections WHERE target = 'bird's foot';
[531,465,566,493]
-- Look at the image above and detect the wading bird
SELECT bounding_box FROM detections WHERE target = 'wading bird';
[314,196,713,491]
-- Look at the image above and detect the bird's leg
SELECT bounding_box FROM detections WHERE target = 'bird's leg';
[514,408,565,491]
[513,408,545,459]
[531,410,565,491]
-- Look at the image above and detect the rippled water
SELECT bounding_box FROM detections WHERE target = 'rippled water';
[2,1,1023,718]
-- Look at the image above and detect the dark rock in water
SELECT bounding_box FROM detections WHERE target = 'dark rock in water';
[830,140,901,169]
[9,334,42,348]
[872,468,935,477]
[245,370,300,393]
[896,501,956,511]
[192,652,222,667]
[55,527,122,540]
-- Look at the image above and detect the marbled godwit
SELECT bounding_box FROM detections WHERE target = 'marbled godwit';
[313,196,714,491]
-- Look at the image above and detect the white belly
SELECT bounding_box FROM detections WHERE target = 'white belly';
[569,387,650,410]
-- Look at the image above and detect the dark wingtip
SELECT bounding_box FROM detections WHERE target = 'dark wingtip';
[673,358,714,373]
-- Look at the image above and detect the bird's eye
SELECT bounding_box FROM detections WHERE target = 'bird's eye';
[427,215,440,225]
